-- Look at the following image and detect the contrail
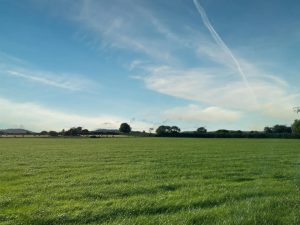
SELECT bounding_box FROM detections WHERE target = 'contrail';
[193,0,257,101]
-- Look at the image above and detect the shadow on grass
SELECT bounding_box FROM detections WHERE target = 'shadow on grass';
[14,191,282,225]
[231,177,255,182]
[18,200,223,225]
[58,184,181,201]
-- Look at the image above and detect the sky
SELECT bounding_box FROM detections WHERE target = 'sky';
[0,0,300,132]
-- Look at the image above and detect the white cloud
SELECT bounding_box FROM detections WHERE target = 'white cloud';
[5,70,91,91]
[20,0,300,126]
[0,54,94,91]
[0,97,151,132]
[193,0,254,95]
[139,65,298,122]
[164,105,242,123]
[72,1,171,61]
[125,1,298,124]
[0,51,28,65]
[196,43,235,70]
[129,59,145,71]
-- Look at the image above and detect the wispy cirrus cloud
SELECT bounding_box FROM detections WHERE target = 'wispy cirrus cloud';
[5,69,91,91]
[0,52,94,92]
[193,0,250,83]
[73,0,175,62]
[133,1,298,123]
[140,65,297,118]
[0,51,28,65]
[28,0,300,126]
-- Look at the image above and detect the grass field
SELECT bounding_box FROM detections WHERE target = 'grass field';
[0,138,299,225]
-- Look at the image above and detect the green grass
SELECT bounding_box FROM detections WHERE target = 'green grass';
[0,138,299,225]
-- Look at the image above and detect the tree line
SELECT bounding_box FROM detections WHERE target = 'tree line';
[39,123,132,137]
[37,120,300,138]
[155,120,300,138]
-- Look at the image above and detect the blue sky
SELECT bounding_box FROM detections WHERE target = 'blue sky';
[0,0,299,131]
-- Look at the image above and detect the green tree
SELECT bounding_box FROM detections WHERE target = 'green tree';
[49,131,58,137]
[156,125,168,136]
[196,127,207,133]
[264,127,272,133]
[291,120,300,134]
[170,126,180,133]
[82,129,89,135]
[65,127,82,136]
[264,125,292,134]
[119,123,131,133]
[272,125,292,134]
[156,125,181,136]
[216,129,229,134]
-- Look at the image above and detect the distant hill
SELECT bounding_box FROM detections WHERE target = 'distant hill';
[0,129,34,135]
